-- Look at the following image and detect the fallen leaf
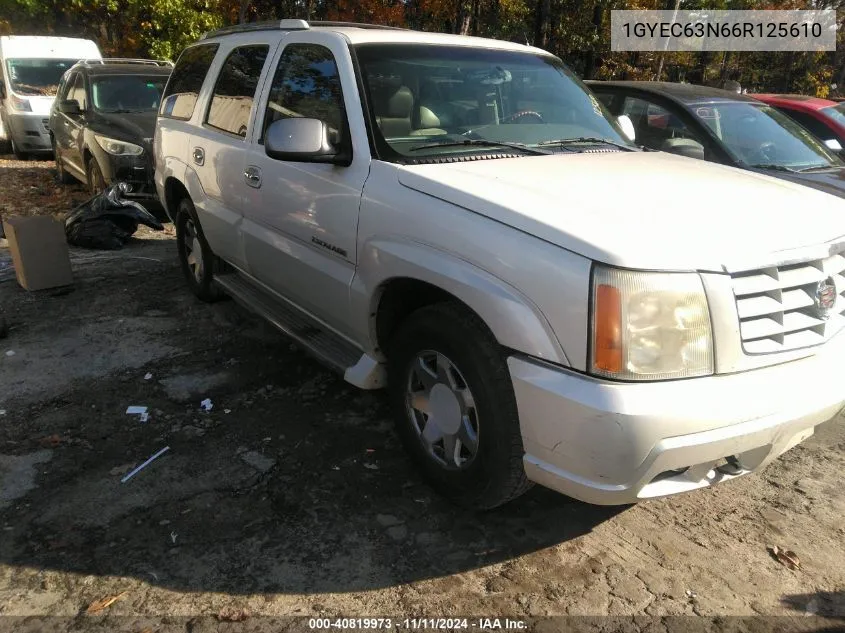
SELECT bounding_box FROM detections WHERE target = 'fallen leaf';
[769,545,801,570]
[217,606,250,622]
[39,434,64,447]
[85,591,128,614]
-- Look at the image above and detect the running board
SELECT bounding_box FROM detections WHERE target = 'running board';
[214,273,382,386]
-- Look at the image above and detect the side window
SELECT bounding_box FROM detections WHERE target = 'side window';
[206,45,270,137]
[57,72,74,102]
[160,43,219,120]
[68,73,87,110]
[262,44,347,147]
[780,108,834,141]
[594,92,617,113]
[621,96,705,152]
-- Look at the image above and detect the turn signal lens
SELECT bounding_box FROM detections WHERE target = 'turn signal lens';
[593,284,622,373]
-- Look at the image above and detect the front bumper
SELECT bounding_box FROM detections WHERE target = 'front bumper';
[5,112,52,152]
[509,329,845,505]
[101,152,158,200]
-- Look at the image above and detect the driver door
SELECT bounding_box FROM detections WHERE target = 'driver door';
[241,32,371,338]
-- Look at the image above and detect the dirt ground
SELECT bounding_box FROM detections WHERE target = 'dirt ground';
[0,156,843,633]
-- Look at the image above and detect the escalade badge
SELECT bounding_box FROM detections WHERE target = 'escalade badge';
[814,277,837,319]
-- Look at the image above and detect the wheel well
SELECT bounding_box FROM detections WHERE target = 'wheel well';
[164,178,190,218]
[374,278,487,354]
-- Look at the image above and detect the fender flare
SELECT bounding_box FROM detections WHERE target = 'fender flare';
[354,237,570,367]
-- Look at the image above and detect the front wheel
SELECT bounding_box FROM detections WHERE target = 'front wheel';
[53,139,76,184]
[87,157,106,195]
[175,198,224,302]
[388,302,532,509]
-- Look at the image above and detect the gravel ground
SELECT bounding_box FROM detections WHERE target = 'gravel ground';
[0,156,843,633]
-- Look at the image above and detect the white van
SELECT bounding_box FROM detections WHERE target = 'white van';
[0,36,101,158]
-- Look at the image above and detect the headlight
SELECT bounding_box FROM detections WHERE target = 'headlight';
[10,95,31,112]
[590,265,714,381]
[94,134,143,156]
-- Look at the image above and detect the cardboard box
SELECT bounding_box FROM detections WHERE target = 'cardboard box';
[2,216,73,291]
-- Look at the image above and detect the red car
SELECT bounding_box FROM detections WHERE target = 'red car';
[752,93,845,154]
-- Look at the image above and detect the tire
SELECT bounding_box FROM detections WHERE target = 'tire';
[86,157,106,195]
[388,302,532,509]
[53,139,76,184]
[175,197,224,302]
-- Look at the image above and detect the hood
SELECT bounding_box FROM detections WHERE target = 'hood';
[398,151,845,271]
[90,111,157,150]
[756,166,845,200]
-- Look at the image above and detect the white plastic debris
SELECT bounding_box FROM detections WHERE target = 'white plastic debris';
[126,406,148,415]
[144,373,153,381]
[364,463,379,471]
[0,410,6,416]
[170,531,178,544]
[120,446,171,483]
[139,412,150,423]
[200,398,213,412]
[224,409,231,414]
[5,350,14,357]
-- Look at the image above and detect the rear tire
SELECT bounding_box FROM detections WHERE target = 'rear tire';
[175,197,224,302]
[53,139,76,184]
[388,302,532,509]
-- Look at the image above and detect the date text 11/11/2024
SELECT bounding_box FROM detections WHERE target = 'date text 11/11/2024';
[308,618,527,630]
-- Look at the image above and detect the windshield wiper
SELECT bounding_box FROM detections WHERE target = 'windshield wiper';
[408,139,551,155]
[748,163,796,172]
[798,164,837,173]
[537,137,635,151]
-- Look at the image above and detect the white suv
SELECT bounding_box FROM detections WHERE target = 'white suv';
[155,19,845,509]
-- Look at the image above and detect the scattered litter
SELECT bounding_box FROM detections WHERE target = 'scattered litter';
[65,182,163,250]
[685,589,698,599]
[139,412,149,423]
[170,531,178,544]
[200,398,213,412]
[0,410,6,416]
[109,463,134,477]
[769,545,801,570]
[262,437,272,442]
[126,406,148,415]
[85,591,128,614]
[331,466,340,471]
[224,409,231,414]
[5,350,14,357]
[144,373,153,381]
[217,606,250,622]
[364,463,379,470]
[120,446,171,483]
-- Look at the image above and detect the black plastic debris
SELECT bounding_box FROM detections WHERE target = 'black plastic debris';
[65,182,162,250]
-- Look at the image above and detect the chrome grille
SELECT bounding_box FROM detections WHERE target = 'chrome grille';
[731,253,845,354]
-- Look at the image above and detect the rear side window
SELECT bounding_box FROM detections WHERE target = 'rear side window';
[69,73,88,110]
[206,45,269,137]
[160,44,219,120]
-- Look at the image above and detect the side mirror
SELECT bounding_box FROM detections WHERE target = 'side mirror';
[662,137,705,160]
[58,99,81,115]
[824,138,843,151]
[265,117,349,165]
[617,114,636,142]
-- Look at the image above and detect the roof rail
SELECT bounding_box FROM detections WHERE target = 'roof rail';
[200,18,406,40]
[75,58,174,67]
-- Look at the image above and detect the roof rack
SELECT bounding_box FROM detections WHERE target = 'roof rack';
[74,58,174,67]
[200,18,406,40]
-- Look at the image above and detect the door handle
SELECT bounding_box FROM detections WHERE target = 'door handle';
[192,147,205,166]
[243,166,261,188]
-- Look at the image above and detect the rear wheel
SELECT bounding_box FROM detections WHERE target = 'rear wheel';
[175,197,224,302]
[388,302,532,509]
[53,139,76,184]
[86,157,106,195]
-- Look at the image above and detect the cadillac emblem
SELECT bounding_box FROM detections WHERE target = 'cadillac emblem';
[814,277,838,319]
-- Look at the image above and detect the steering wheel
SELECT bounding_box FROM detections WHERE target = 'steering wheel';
[749,141,777,164]
[501,110,544,124]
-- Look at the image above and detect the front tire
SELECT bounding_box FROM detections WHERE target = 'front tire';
[388,302,532,509]
[87,157,106,195]
[175,198,224,302]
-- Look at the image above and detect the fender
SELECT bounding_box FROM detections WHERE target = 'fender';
[157,156,188,222]
[351,236,570,367]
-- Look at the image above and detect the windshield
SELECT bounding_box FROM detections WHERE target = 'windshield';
[821,102,845,127]
[692,101,842,170]
[354,44,632,160]
[91,75,168,112]
[5,58,78,96]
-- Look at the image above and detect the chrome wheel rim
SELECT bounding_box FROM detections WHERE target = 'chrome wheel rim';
[405,350,479,470]
[182,218,204,282]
